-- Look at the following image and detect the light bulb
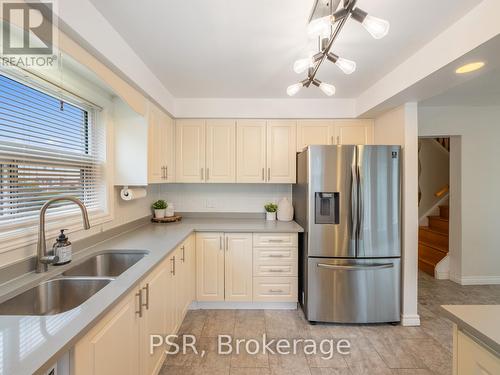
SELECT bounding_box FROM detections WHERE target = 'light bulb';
[307,15,332,38]
[335,57,356,74]
[293,57,313,74]
[319,82,336,96]
[362,15,390,39]
[287,83,303,96]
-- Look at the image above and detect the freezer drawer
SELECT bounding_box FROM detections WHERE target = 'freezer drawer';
[306,258,400,323]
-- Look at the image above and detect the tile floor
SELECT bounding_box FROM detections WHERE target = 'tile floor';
[160,272,500,375]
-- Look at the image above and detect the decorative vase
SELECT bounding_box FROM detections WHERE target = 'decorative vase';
[154,209,166,219]
[266,212,276,221]
[277,197,294,221]
[165,203,175,217]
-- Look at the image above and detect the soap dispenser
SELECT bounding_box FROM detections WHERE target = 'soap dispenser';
[52,229,72,265]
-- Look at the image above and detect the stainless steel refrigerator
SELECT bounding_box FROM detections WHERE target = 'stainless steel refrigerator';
[293,145,401,324]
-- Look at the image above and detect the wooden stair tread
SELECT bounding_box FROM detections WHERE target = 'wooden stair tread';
[428,215,449,222]
[418,240,448,254]
[419,226,449,236]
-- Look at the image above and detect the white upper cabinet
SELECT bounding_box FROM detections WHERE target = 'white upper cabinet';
[148,105,175,183]
[206,120,236,183]
[267,120,297,183]
[334,119,374,145]
[175,119,206,182]
[236,120,267,183]
[296,120,335,152]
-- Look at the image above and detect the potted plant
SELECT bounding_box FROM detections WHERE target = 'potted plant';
[152,200,168,219]
[264,203,278,221]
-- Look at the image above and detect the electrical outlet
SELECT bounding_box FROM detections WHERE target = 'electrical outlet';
[206,199,215,208]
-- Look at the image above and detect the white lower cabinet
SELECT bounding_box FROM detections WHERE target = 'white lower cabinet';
[196,232,253,302]
[74,235,195,375]
[456,328,500,375]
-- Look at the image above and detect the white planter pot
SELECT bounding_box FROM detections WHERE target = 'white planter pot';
[154,209,166,219]
[266,212,276,221]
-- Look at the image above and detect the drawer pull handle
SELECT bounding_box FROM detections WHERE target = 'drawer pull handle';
[268,254,285,258]
[269,289,284,293]
[268,239,284,243]
[269,269,284,272]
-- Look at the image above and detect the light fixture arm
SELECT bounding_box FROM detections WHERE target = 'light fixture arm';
[307,0,357,85]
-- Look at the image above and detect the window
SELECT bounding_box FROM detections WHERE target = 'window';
[0,73,105,229]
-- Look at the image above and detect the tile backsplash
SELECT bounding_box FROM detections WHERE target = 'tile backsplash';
[159,184,292,213]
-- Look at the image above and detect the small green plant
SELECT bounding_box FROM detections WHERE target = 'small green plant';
[152,200,168,210]
[264,203,278,213]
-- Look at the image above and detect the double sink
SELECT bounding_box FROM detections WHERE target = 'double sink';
[0,251,148,316]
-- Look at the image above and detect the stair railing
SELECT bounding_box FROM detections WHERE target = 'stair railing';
[434,184,449,198]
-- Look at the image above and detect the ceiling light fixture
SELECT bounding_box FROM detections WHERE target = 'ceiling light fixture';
[455,62,485,74]
[287,0,389,96]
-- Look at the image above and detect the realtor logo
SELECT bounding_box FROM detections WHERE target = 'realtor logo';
[0,1,58,68]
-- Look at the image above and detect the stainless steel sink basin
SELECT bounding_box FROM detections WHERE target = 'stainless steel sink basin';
[62,251,148,277]
[0,277,112,316]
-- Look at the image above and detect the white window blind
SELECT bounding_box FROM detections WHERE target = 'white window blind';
[0,73,105,226]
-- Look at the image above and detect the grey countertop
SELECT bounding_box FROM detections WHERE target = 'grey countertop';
[0,218,303,375]
[441,305,500,356]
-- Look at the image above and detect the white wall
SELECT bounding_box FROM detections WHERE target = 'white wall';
[159,184,291,213]
[418,139,449,219]
[419,105,500,284]
[374,103,420,326]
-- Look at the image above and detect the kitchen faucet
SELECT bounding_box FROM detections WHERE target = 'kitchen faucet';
[36,196,91,273]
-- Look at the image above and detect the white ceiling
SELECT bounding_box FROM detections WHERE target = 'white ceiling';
[89,0,482,99]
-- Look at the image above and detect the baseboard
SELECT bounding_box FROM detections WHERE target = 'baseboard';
[190,301,298,310]
[401,314,421,327]
[459,276,500,285]
[435,270,450,280]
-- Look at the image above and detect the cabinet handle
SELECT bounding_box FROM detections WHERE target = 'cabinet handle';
[200,168,204,181]
[262,168,265,181]
[135,290,143,317]
[219,235,222,250]
[269,289,284,293]
[142,283,150,310]
[225,236,228,251]
[331,136,334,145]
[206,168,210,181]
[165,165,168,180]
[268,254,285,258]
[161,166,165,179]
[171,256,176,275]
[268,239,284,243]
[267,168,271,181]
[181,245,185,262]
[269,269,285,273]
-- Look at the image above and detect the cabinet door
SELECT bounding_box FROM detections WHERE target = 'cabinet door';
[184,234,196,311]
[162,110,175,182]
[296,120,334,152]
[334,119,374,145]
[206,120,236,183]
[267,120,297,183]
[73,290,140,375]
[196,232,225,301]
[147,107,165,183]
[175,119,206,182]
[225,233,253,301]
[165,252,177,335]
[140,261,169,375]
[236,120,267,183]
[457,330,500,375]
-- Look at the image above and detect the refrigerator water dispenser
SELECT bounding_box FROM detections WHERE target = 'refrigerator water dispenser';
[315,192,339,224]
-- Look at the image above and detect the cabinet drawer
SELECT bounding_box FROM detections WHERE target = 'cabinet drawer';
[253,233,297,247]
[253,277,298,302]
[254,262,296,277]
[254,247,297,262]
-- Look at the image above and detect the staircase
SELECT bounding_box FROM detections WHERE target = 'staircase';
[418,205,449,276]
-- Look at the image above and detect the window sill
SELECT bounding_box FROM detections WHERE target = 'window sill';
[0,211,113,255]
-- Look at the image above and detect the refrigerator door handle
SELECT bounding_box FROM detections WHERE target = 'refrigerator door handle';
[356,164,362,240]
[317,263,394,271]
[350,161,358,241]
